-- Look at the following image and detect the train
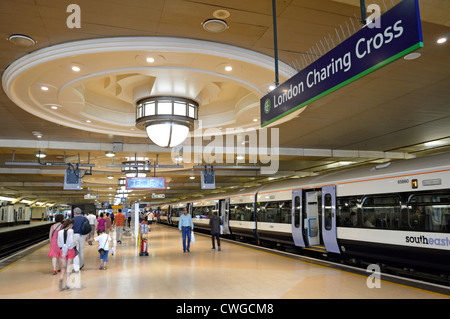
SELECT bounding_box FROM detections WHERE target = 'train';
[153,151,450,278]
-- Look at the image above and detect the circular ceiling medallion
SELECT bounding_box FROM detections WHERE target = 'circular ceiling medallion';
[202,19,228,33]
[2,37,295,140]
[7,34,36,47]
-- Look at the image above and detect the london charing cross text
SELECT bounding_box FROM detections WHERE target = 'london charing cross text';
[272,20,404,109]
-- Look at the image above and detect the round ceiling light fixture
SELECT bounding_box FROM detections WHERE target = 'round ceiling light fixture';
[121,160,149,178]
[202,19,228,33]
[8,34,36,47]
[136,96,198,148]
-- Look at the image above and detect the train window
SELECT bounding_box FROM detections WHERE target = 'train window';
[280,201,292,224]
[257,201,291,223]
[408,192,450,233]
[324,194,332,231]
[230,203,253,221]
[337,197,360,227]
[294,196,300,228]
[193,206,214,219]
[361,195,401,229]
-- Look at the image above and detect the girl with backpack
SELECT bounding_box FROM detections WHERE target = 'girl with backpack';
[57,218,75,290]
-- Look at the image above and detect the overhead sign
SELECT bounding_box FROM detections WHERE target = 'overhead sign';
[126,177,166,190]
[260,0,423,127]
[84,194,99,199]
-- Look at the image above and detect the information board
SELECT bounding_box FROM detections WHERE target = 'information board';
[126,177,166,190]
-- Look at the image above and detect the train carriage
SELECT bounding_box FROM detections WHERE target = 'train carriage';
[162,152,450,276]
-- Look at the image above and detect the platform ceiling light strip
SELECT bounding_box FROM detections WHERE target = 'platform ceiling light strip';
[260,0,423,127]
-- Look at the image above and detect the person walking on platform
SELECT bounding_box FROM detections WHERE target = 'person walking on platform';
[57,218,75,290]
[115,209,126,244]
[178,207,194,253]
[48,214,64,274]
[86,211,96,245]
[209,211,223,251]
[93,229,111,270]
[72,207,89,270]
[105,212,112,234]
[96,212,106,233]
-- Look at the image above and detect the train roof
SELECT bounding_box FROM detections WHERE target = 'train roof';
[258,151,450,194]
[157,152,450,205]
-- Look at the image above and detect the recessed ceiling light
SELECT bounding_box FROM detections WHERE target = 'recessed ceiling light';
[105,151,115,157]
[424,140,445,147]
[404,52,421,60]
[224,65,233,72]
[269,85,276,91]
[51,106,58,110]
[236,155,244,160]
[202,19,228,33]
[86,120,91,123]
[41,86,49,91]
[146,57,155,63]
[253,118,258,122]
[437,37,447,44]
[8,34,36,47]
[71,65,81,72]
[35,152,46,158]
[189,176,195,180]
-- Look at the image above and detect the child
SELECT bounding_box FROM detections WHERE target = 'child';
[94,229,111,270]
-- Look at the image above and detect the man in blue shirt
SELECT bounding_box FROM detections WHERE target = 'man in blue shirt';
[178,208,194,252]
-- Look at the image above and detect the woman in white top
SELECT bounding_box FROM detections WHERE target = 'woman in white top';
[57,218,75,290]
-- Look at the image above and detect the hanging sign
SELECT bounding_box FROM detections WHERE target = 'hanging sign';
[126,177,166,190]
[260,0,423,127]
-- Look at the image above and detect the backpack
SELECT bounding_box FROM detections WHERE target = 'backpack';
[80,217,91,235]
[61,229,69,258]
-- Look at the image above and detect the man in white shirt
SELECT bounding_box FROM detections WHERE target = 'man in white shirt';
[86,211,97,245]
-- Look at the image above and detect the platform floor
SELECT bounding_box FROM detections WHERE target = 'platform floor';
[0,223,448,299]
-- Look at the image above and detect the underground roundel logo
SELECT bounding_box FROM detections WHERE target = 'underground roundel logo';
[264,98,271,114]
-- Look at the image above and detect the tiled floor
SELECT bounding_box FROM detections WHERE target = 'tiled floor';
[0,224,448,299]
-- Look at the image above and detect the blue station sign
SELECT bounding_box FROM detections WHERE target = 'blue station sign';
[126,177,166,190]
[260,0,423,127]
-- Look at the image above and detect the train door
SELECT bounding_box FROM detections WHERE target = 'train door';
[187,203,193,215]
[292,190,305,247]
[222,198,231,235]
[321,185,340,254]
[305,191,320,246]
[216,199,231,235]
